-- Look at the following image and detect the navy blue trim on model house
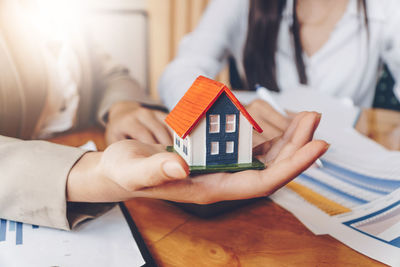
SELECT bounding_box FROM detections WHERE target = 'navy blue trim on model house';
[206,92,239,165]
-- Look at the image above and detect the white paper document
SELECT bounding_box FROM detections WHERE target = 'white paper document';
[272,182,400,266]
[0,142,145,267]
[270,112,400,265]
[234,85,361,130]
[0,206,145,267]
[274,86,360,130]
[253,87,400,265]
[331,190,400,267]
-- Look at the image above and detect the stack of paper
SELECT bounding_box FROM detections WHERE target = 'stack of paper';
[264,89,400,266]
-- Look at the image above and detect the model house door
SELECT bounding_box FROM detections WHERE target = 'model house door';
[206,93,239,165]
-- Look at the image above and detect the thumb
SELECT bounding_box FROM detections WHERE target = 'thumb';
[131,152,189,189]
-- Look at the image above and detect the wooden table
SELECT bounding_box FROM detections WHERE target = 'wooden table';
[50,108,400,266]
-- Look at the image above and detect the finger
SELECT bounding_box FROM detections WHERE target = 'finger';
[217,140,328,201]
[286,110,297,119]
[158,125,173,145]
[250,100,290,131]
[253,111,318,158]
[272,112,321,163]
[154,111,174,141]
[153,109,168,122]
[128,122,158,144]
[151,124,173,145]
[121,152,189,191]
[120,139,167,156]
[102,140,167,163]
[256,140,329,194]
[259,111,320,163]
[252,112,308,161]
[253,131,269,147]
[280,111,311,143]
[139,112,172,145]
[135,140,329,204]
[144,121,172,145]
[105,128,125,145]
[257,120,282,140]
[252,135,280,156]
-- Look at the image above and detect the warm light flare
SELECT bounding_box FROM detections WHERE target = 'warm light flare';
[23,0,87,41]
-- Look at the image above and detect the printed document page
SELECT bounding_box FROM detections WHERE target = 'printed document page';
[0,206,145,267]
[0,141,145,267]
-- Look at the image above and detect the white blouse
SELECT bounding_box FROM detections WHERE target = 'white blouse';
[159,0,400,109]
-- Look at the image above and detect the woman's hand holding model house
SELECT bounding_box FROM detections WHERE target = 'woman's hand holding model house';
[67,111,328,204]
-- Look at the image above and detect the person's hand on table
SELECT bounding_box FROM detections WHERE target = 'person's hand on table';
[67,111,327,204]
[105,101,172,146]
[247,99,292,144]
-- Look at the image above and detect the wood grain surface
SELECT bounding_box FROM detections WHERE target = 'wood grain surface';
[49,108,400,266]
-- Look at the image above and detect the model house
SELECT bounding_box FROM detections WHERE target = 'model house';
[165,76,263,168]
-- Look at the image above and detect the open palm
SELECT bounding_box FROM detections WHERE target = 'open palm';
[68,111,327,204]
[132,111,328,203]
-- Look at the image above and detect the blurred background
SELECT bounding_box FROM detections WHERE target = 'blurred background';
[14,0,400,110]
[69,0,228,100]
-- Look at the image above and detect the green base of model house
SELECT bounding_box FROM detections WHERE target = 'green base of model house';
[166,146,265,174]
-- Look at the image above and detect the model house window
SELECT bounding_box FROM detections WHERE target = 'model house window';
[210,141,219,155]
[226,141,234,153]
[175,137,180,147]
[209,114,220,133]
[225,114,236,133]
[183,138,188,155]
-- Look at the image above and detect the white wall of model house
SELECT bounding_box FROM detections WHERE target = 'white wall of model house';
[174,132,191,164]
[173,118,205,166]
[173,113,253,166]
[190,119,206,165]
[237,114,253,164]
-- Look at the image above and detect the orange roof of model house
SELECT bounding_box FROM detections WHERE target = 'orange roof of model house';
[165,76,263,138]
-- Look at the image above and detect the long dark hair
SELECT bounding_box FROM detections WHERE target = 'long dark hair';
[243,0,368,92]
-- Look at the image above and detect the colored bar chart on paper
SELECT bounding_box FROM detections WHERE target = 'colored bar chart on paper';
[0,219,39,245]
[0,219,6,242]
[286,159,400,218]
[343,200,400,248]
[0,206,146,267]
[286,181,352,216]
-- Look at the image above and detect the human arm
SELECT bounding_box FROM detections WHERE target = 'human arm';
[0,111,324,230]
[380,0,400,101]
[0,136,114,230]
[158,0,248,109]
[158,0,292,139]
[67,111,327,204]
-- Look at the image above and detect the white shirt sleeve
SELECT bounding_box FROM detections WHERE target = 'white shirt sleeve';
[158,0,247,109]
[380,0,400,101]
